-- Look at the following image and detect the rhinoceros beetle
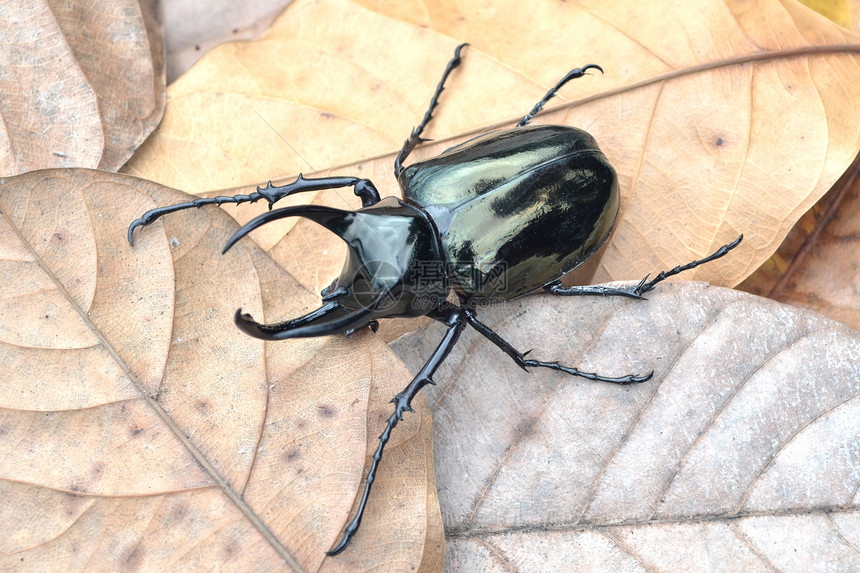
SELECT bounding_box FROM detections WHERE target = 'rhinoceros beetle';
[129,44,742,555]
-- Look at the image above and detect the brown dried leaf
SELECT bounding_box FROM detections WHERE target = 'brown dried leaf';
[797,0,856,29]
[740,158,860,331]
[0,169,442,571]
[125,0,860,292]
[0,0,165,175]
[161,0,294,82]
[390,284,860,571]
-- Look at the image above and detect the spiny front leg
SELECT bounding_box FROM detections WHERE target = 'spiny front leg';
[462,308,651,384]
[327,311,466,556]
[127,174,380,245]
[546,235,743,299]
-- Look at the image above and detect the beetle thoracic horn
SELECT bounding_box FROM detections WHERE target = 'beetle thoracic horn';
[222,204,355,254]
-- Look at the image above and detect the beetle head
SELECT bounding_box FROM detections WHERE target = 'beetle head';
[223,197,450,340]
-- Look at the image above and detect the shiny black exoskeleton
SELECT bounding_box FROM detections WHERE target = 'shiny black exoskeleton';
[128,44,742,555]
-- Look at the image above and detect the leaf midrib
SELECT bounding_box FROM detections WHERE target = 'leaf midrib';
[3,187,306,573]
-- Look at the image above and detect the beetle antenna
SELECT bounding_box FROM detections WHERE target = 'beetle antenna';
[518,64,604,127]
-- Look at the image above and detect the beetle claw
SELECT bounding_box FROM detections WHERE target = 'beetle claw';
[515,349,534,372]
[580,63,604,75]
[127,219,143,245]
[632,274,652,297]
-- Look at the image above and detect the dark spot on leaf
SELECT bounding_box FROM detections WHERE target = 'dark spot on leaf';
[318,404,336,418]
[124,545,144,570]
[514,417,536,440]
[195,399,210,412]
[223,539,240,557]
[171,504,187,521]
[715,137,723,146]
[62,492,84,517]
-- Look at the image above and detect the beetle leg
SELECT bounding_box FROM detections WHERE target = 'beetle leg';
[518,64,603,127]
[256,174,381,208]
[545,235,743,298]
[462,308,652,384]
[327,308,466,555]
[544,281,648,299]
[127,174,380,245]
[345,320,379,336]
[394,43,468,178]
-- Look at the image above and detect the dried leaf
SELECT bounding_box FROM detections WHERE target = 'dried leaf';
[0,0,165,175]
[0,169,442,571]
[740,158,860,330]
[161,0,294,82]
[390,284,860,571]
[797,0,855,28]
[124,0,860,292]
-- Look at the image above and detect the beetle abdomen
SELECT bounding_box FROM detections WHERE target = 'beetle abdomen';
[399,125,619,301]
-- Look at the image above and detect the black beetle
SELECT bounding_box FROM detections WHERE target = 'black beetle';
[128,44,741,555]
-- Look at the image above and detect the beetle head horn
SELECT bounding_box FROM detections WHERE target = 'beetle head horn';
[232,288,397,340]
